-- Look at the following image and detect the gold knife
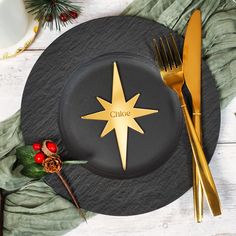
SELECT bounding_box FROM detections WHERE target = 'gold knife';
[183,9,203,223]
[183,10,221,221]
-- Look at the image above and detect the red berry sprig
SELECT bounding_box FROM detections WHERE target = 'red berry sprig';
[46,141,58,153]
[69,10,78,19]
[45,14,53,22]
[30,139,86,221]
[34,152,46,164]
[32,143,41,151]
[59,10,79,22]
[59,13,69,22]
[32,140,58,164]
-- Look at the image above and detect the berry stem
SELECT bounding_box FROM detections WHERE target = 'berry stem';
[56,171,87,222]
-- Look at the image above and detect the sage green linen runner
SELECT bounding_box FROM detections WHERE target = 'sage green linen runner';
[1,0,236,235]
[0,111,92,236]
[123,0,236,107]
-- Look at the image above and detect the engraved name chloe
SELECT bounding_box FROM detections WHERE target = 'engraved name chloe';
[110,111,131,118]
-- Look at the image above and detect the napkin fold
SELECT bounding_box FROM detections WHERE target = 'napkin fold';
[1,0,236,235]
[0,111,91,236]
[123,0,236,108]
[4,181,91,236]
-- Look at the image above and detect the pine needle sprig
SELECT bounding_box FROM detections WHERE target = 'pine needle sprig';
[24,0,81,30]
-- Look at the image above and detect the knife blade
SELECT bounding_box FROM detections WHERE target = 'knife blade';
[183,10,202,112]
[183,10,203,222]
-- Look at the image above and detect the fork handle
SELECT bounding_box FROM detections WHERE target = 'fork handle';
[179,94,221,216]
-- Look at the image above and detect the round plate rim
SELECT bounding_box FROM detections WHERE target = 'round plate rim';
[20,16,221,216]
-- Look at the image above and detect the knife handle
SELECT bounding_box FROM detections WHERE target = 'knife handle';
[179,94,221,217]
[193,113,203,222]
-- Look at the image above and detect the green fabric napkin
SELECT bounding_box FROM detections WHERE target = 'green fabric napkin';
[123,0,236,108]
[4,181,93,236]
[0,111,93,236]
[1,0,236,235]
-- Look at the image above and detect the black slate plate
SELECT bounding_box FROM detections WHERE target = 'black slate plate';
[59,53,183,179]
[21,16,220,216]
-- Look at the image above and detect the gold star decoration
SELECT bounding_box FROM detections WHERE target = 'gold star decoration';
[81,62,158,171]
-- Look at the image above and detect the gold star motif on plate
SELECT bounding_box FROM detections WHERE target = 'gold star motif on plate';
[81,62,158,171]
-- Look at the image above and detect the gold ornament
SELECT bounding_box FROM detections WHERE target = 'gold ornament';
[82,62,158,170]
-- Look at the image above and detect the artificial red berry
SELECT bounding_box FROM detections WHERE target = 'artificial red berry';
[69,11,78,19]
[45,14,53,22]
[59,13,68,22]
[34,152,46,164]
[46,141,58,153]
[32,143,42,151]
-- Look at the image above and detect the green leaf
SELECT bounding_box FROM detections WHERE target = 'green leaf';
[16,145,36,166]
[21,163,47,179]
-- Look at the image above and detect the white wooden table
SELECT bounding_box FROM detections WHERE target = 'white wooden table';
[0,1,236,235]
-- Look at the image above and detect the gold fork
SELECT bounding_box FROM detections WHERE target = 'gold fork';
[153,35,221,217]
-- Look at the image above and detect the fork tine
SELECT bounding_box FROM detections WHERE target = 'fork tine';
[159,37,170,71]
[164,36,175,69]
[152,38,165,71]
[170,34,182,67]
